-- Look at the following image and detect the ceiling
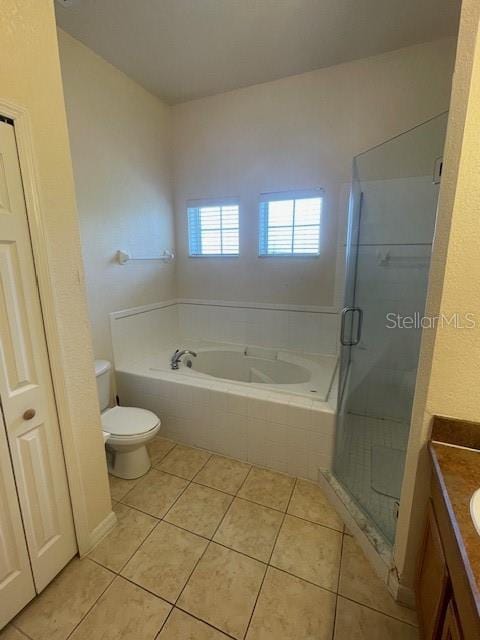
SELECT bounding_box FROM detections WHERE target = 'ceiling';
[55,0,460,105]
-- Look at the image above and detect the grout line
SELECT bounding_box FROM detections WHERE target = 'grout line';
[15,439,355,640]
[187,478,344,532]
[120,471,192,517]
[267,565,341,599]
[88,514,162,578]
[118,571,178,606]
[172,539,212,608]
[11,624,35,640]
[332,594,339,640]
[113,443,179,503]
[336,531,345,592]
[153,605,175,639]
[243,476,298,638]
[62,564,117,640]
[117,518,162,575]
[335,593,419,628]
[152,446,213,482]
[235,463,254,495]
[191,477,242,497]
[100,440,416,637]
[89,505,160,574]
[164,461,292,631]
[172,604,239,639]
[331,531,346,640]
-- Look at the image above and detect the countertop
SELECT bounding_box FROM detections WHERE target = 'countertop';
[430,416,480,616]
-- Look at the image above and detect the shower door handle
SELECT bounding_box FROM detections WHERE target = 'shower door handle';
[340,307,363,346]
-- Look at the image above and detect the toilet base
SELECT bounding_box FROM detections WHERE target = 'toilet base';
[107,444,151,479]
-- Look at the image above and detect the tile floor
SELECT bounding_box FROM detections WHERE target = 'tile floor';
[3,437,419,640]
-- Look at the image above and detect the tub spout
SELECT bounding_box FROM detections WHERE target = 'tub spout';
[171,349,197,370]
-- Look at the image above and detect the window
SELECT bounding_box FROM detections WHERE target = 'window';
[188,200,239,256]
[259,190,323,256]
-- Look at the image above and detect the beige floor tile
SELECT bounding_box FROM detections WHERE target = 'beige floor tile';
[270,515,341,591]
[246,567,336,640]
[69,576,171,640]
[147,436,176,465]
[238,467,295,511]
[339,536,417,625]
[288,479,344,531]
[194,455,251,494]
[158,609,230,639]
[157,444,211,480]
[109,474,140,502]
[164,483,233,538]
[122,468,188,518]
[88,502,157,572]
[14,558,114,640]
[0,627,30,640]
[178,543,265,640]
[214,498,283,562]
[121,521,208,602]
[334,597,419,640]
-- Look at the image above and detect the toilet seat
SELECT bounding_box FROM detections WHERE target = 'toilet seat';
[101,405,160,438]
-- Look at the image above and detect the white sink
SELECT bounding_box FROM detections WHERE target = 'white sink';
[470,488,480,535]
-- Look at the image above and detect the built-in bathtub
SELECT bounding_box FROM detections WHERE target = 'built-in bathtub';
[153,344,336,401]
[115,340,338,480]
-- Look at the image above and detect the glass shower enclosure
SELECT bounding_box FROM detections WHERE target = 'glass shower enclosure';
[333,113,448,546]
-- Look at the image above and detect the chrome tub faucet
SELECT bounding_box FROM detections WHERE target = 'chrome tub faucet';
[170,349,197,370]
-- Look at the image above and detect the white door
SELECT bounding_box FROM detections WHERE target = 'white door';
[0,410,35,627]
[0,120,76,593]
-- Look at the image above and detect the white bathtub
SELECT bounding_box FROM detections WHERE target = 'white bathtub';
[115,340,338,480]
[151,344,336,401]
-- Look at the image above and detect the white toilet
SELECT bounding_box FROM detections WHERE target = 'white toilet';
[95,360,161,479]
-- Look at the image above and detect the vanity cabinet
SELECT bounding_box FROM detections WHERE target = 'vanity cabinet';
[441,602,463,640]
[416,504,450,639]
[416,443,480,640]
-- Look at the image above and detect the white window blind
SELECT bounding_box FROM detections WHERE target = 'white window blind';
[259,190,323,256]
[188,200,239,256]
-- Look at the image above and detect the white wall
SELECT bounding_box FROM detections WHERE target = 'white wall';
[1,1,112,555]
[395,0,480,591]
[109,301,337,369]
[58,30,175,362]
[172,38,456,308]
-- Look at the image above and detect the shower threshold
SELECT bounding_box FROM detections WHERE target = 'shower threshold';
[318,470,393,581]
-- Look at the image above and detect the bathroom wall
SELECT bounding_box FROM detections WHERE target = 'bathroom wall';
[0,0,112,554]
[109,301,337,369]
[57,34,455,362]
[395,0,480,594]
[58,30,175,362]
[172,37,456,309]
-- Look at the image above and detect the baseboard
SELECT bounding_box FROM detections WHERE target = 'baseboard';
[388,570,417,608]
[80,510,117,556]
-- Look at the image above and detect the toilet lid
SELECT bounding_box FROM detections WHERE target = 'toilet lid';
[101,406,160,437]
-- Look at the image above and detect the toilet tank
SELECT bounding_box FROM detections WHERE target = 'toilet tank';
[94,360,112,412]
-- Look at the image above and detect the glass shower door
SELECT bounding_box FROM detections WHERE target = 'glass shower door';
[333,113,448,545]
[338,173,362,405]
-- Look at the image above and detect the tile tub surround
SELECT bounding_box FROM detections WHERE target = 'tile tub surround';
[109,300,339,369]
[9,438,418,640]
[116,368,336,480]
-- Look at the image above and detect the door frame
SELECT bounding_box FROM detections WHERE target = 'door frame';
[0,98,93,555]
